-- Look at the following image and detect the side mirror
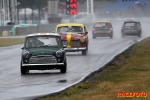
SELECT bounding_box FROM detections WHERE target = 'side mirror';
[63,45,66,48]
[21,47,24,49]
[86,32,88,34]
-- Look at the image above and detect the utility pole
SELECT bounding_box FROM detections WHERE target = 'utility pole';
[37,5,41,24]
[17,5,19,24]
[22,4,26,24]
[9,0,12,23]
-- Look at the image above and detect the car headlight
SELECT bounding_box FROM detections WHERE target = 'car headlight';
[23,50,30,58]
[80,38,85,43]
[56,51,62,57]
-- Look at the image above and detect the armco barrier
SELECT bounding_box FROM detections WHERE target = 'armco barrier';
[16,26,38,35]
[0,25,14,33]
[14,23,92,35]
[38,24,58,33]
[0,23,100,35]
[1,18,149,35]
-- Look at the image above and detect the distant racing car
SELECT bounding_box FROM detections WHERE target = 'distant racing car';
[92,21,113,39]
[121,21,142,37]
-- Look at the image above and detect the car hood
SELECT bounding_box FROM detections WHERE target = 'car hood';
[25,47,59,56]
[59,32,84,40]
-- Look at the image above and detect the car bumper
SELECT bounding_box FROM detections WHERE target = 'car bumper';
[124,32,140,36]
[22,63,64,70]
[22,63,64,66]
[93,33,112,37]
[64,47,86,52]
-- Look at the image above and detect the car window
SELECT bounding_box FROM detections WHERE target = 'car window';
[57,26,83,33]
[94,23,110,27]
[124,22,136,27]
[25,36,60,48]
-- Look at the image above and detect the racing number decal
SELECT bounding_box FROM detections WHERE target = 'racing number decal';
[67,33,71,48]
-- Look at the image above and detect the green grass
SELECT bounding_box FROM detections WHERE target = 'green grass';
[37,37,150,100]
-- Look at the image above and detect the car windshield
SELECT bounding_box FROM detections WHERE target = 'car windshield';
[25,36,61,48]
[94,23,111,27]
[57,26,83,33]
[124,22,138,27]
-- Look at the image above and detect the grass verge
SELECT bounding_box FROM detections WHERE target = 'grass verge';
[0,38,24,47]
[37,37,150,100]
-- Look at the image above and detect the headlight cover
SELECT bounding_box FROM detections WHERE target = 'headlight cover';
[23,50,30,58]
[80,38,85,43]
[56,51,62,57]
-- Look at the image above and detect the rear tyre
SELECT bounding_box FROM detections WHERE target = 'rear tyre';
[60,59,67,73]
[122,33,125,38]
[110,35,113,39]
[93,35,96,39]
[86,45,88,51]
[20,61,28,75]
[138,33,141,37]
[82,50,87,55]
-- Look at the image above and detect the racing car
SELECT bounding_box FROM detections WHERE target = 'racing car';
[21,33,67,74]
[92,21,113,39]
[54,23,89,55]
[121,20,142,37]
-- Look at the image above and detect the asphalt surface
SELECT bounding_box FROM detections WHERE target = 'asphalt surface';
[0,22,149,100]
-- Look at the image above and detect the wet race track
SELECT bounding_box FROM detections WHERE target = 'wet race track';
[0,22,150,100]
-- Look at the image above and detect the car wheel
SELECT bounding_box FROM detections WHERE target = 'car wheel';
[93,35,96,39]
[82,50,86,55]
[20,61,28,75]
[86,45,88,51]
[110,35,113,39]
[122,33,125,38]
[60,58,67,73]
[138,34,141,37]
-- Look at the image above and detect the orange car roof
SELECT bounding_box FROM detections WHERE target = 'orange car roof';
[95,21,111,23]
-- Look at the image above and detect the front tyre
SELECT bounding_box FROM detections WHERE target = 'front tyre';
[82,50,87,55]
[110,35,113,39]
[60,58,67,73]
[138,33,141,37]
[86,45,88,51]
[93,35,96,39]
[122,33,125,38]
[20,61,28,75]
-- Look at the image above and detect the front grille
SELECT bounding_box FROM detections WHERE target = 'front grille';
[71,41,80,46]
[29,56,56,64]
[62,40,80,46]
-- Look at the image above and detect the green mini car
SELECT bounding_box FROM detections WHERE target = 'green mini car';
[21,33,67,74]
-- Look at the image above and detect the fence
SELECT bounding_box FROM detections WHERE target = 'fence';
[0,18,150,35]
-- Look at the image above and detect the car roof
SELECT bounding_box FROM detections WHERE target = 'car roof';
[124,21,140,23]
[56,23,85,27]
[27,33,60,37]
[95,21,111,23]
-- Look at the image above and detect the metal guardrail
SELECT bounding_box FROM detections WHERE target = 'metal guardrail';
[1,18,149,35]
[0,23,92,35]
[0,25,13,33]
